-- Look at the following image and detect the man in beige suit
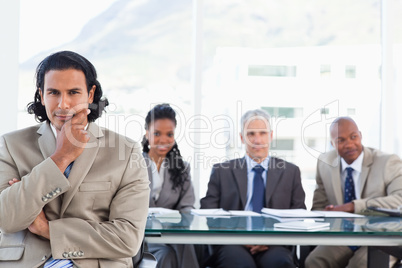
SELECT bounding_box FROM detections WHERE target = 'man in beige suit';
[305,117,402,268]
[0,51,150,267]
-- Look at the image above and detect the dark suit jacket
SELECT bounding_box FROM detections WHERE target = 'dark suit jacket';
[200,157,306,210]
[143,153,195,212]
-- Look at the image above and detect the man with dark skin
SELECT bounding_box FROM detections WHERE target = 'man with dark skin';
[305,117,402,268]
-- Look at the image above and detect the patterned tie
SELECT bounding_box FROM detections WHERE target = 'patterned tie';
[251,165,265,213]
[44,162,74,268]
[343,167,359,251]
[344,167,356,203]
[64,162,74,178]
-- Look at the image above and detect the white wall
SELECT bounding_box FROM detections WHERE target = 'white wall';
[0,0,19,136]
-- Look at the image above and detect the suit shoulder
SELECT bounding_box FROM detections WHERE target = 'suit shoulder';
[212,158,244,169]
[270,157,299,170]
[367,147,401,163]
[317,150,338,164]
[100,127,138,147]
[1,124,42,144]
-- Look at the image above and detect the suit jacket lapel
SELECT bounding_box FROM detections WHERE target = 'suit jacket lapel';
[233,158,248,209]
[37,122,56,159]
[155,168,173,207]
[142,154,155,207]
[37,123,63,219]
[265,157,283,205]
[360,147,373,196]
[330,155,343,204]
[60,123,102,216]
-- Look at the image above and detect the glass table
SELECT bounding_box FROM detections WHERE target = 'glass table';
[145,213,402,267]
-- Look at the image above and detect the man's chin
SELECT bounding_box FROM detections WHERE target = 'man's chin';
[248,153,268,163]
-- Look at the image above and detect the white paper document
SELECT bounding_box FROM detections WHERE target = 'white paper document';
[191,209,261,217]
[274,220,330,231]
[148,207,182,223]
[318,211,365,218]
[262,208,365,218]
[148,207,179,216]
[191,208,232,216]
[262,208,323,218]
[228,210,261,216]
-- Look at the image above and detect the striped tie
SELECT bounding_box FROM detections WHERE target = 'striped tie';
[44,162,75,268]
[44,257,73,268]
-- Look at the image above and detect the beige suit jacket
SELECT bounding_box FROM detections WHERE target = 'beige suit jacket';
[312,147,402,213]
[0,122,150,268]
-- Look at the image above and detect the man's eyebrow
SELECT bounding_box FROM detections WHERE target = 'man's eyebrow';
[45,87,83,91]
[44,87,59,91]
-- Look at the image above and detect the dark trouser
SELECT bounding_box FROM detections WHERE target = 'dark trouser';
[207,245,296,268]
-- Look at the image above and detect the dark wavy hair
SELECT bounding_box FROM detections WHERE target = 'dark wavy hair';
[27,50,109,122]
[142,104,188,190]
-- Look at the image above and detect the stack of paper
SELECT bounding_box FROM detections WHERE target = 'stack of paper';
[262,208,323,218]
[191,209,231,216]
[274,220,330,231]
[148,207,182,223]
[149,207,179,216]
[191,209,260,217]
[262,208,365,218]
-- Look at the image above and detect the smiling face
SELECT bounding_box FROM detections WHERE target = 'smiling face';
[39,69,95,132]
[146,118,176,159]
[330,118,363,164]
[240,118,273,163]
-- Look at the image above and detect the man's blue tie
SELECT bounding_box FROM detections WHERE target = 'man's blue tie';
[343,167,359,251]
[251,165,265,213]
[344,167,356,203]
[44,162,74,268]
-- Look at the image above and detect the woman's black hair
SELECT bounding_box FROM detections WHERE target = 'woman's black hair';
[27,50,109,122]
[142,104,188,190]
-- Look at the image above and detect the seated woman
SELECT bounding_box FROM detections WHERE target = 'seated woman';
[142,103,199,268]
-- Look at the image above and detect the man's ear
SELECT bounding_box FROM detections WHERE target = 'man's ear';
[240,132,245,144]
[88,85,96,104]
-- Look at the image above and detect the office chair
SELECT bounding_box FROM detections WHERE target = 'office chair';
[133,240,158,268]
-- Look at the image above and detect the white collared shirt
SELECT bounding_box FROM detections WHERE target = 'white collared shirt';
[244,155,270,211]
[50,123,89,138]
[340,151,364,200]
[150,159,166,202]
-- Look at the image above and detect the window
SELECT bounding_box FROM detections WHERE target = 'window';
[320,64,331,77]
[248,65,297,77]
[345,65,356,78]
[272,139,294,151]
[262,107,303,118]
[14,0,398,210]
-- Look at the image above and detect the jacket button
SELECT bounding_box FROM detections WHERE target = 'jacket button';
[55,188,62,193]
[42,197,48,202]
[78,250,84,257]
[46,193,52,199]
[72,251,78,257]
[62,252,69,258]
